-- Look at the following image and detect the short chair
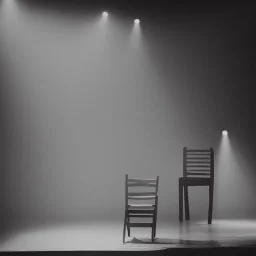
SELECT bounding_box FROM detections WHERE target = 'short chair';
[123,174,159,243]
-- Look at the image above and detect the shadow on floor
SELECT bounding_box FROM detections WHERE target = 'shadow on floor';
[126,237,256,247]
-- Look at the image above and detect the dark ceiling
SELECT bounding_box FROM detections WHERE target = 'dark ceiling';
[18,0,249,18]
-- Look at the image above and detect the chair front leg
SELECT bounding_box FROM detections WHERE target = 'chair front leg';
[127,215,131,237]
[208,183,214,224]
[151,220,154,242]
[123,210,127,243]
[154,197,158,238]
[179,178,183,222]
[184,184,190,220]
[153,214,156,239]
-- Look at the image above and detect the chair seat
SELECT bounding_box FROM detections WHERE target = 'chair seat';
[179,177,212,186]
[129,223,153,228]
[128,204,155,210]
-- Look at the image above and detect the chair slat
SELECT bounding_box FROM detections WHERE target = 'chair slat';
[187,169,211,172]
[187,152,210,157]
[186,160,211,163]
[128,192,156,196]
[128,210,155,214]
[128,183,157,187]
[186,165,211,168]
[186,149,211,152]
[187,169,211,171]
[186,157,211,160]
[129,223,153,228]
[128,204,155,208]
[128,214,154,218]
[128,196,156,200]
[128,178,157,183]
[186,172,210,176]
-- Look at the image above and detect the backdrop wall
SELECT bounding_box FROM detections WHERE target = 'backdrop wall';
[0,1,255,228]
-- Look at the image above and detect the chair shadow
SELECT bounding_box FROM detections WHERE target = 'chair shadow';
[125,237,256,247]
[125,237,223,247]
[125,237,181,245]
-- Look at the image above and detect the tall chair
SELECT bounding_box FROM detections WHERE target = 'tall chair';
[179,147,214,224]
[123,174,159,243]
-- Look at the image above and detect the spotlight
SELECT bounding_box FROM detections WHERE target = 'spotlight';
[222,130,228,136]
[134,19,140,24]
[102,12,108,17]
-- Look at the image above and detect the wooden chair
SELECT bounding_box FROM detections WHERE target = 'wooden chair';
[179,147,214,224]
[123,174,159,243]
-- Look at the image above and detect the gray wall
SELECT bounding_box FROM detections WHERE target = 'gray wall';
[0,1,255,227]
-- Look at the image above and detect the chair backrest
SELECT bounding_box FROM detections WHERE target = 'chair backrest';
[183,147,214,178]
[125,174,159,208]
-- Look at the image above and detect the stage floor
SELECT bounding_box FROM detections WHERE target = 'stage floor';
[1,219,256,251]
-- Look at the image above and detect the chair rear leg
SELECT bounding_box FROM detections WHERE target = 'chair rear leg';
[154,201,158,238]
[179,179,183,222]
[151,224,154,242]
[127,216,131,237]
[152,213,156,240]
[154,217,157,238]
[184,184,190,220]
[208,184,214,224]
[123,210,127,243]
[153,215,156,239]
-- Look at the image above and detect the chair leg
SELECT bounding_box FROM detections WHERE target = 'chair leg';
[123,211,127,243]
[154,199,158,238]
[184,184,190,220]
[127,216,131,237]
[179,179,183,222]
[153,212,157,238]
[151,224,154,242]
[152,213,156,239]
[208,184,214,224]
[154,223,157,239]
